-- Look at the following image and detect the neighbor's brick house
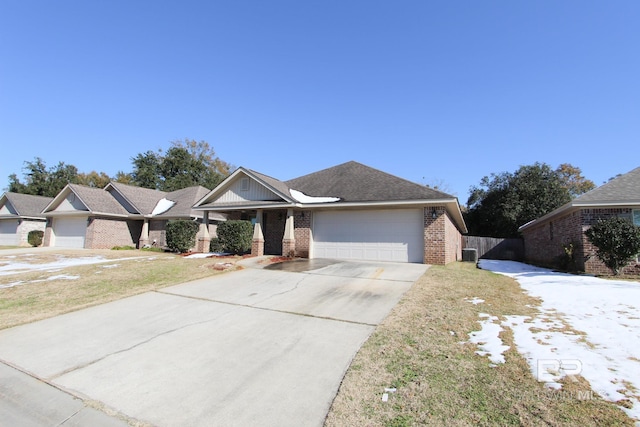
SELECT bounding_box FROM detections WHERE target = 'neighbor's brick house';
[0,192,52,246]
[194,161,467,265]
[520,167,640,275]
[42,183,224,250]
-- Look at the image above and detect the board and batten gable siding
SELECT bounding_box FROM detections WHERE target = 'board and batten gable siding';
[216,177,283,203]
[55,194,89,212]
[0,202,17,215]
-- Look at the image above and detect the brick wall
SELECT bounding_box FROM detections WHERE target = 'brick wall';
[522,208,640,275]
[522,210,583,270]
[149,219,168,248]
[85,217,139,249]
[424,207,463,265]
[293,210,311,258]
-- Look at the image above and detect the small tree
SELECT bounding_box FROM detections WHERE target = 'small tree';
[217,220,253,254]
[27,230,44,247]
[165,220,199,253]
[585,217,640,275]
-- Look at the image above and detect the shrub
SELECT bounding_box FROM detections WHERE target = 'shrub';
[166,220,200,253]
[27,230,44,247]
[217,220,253,255]
[557,241,580,272]
[209,237,225,253]
[111,245,136,250]
[585,217,640,275]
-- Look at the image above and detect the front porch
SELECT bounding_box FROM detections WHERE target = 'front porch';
[226,208,311,258]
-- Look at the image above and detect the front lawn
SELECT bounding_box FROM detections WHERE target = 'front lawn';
[325,262,634,426]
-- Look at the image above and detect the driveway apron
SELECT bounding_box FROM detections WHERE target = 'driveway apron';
[0,259,428,427]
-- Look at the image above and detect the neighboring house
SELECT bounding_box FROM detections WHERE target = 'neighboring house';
[520,166,640,275]
[194,161,467,264]
[0,192,53,246]
[42,183,224,250]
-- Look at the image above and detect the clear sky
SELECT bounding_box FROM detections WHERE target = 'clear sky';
[1,1,638,203]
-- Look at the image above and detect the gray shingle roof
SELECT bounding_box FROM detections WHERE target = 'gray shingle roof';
[1,193,52,218]
[107,182,167,215]
[161,186,211,218]
[69,184,131,215]
[285,161,454,202]
[574,166,640,203]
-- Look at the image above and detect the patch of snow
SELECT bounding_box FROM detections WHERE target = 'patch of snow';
[479,259,640,422]
[466,297,485,305]
[47,274,80,281]
[151,198,175,216]
[0,281,24,289]
[185,252,232,259]
[0,256,147,276]
[468,314,510,365]
[289,189,340,203]
[101,264,120,269]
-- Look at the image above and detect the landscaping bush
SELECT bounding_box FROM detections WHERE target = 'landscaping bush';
[209,237,225,253]
[166,220,200,253]
[585,217,640,275]
[216,220,253,254]
[27,230,44,247]
[111,245,136,250]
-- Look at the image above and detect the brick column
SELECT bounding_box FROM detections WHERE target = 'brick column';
[282,208,296,257]
[252,209,265,256]
[196,212,211,253]
[138,218,150,249]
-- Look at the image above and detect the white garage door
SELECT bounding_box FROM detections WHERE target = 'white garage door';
[53,217,87,248]
[312,209,424,263]
[0,220,18,246]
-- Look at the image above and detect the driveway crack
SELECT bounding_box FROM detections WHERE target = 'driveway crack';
[48,315,226,380]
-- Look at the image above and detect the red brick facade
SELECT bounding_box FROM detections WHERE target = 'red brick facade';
[85,217,141,249]
[522,208,640,275]
[424,206,462,265]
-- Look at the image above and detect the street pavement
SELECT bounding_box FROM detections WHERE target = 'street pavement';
[0,257,428,426]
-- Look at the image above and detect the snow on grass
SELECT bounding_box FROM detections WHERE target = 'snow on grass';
[479,259,640,422]
[0,256,147,276]
[0,274,80,289]
[468,313,510,365]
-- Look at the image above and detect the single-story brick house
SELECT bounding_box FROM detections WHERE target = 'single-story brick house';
[42,183,224,250]
[0,192,53,246]
[193,161,467,264]
[519,166,640,275]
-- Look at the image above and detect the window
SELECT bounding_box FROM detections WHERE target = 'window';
[634,210,640,226]
[240,178,250,191]
[549,221,554,240]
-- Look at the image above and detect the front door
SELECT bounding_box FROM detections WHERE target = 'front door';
[263,211,285,255]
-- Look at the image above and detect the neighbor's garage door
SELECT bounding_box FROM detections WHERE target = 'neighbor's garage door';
[53,217,87,248]
[312,209,424,263]
[0,220,18,246]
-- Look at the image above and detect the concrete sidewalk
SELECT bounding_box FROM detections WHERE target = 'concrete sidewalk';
[0,259,428,426]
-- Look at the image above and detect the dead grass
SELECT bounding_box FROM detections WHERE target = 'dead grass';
[0,249,243,330]
[325,262,634,427]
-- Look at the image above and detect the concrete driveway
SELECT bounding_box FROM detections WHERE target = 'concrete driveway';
[0,258,428,427]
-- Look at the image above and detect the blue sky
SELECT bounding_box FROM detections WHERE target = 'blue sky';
[1,1,638,203]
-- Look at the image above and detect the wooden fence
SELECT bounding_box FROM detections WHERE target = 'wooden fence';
[462,236,524,261]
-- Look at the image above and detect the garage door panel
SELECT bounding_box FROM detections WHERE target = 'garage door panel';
[0,221,18,246]
[53,217,87,248]
[313,210,423,263]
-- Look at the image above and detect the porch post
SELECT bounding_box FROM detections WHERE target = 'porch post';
[139,218,150,249]
[196,211,211,253]
[282,208,296,257]
[252,209,265,256]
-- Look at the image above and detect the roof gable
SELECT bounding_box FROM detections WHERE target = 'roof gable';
[44,184,130,216]
[285,161,454,203]
[105,182,167,215]
[0,193,52,218]
[195,168,292,208]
